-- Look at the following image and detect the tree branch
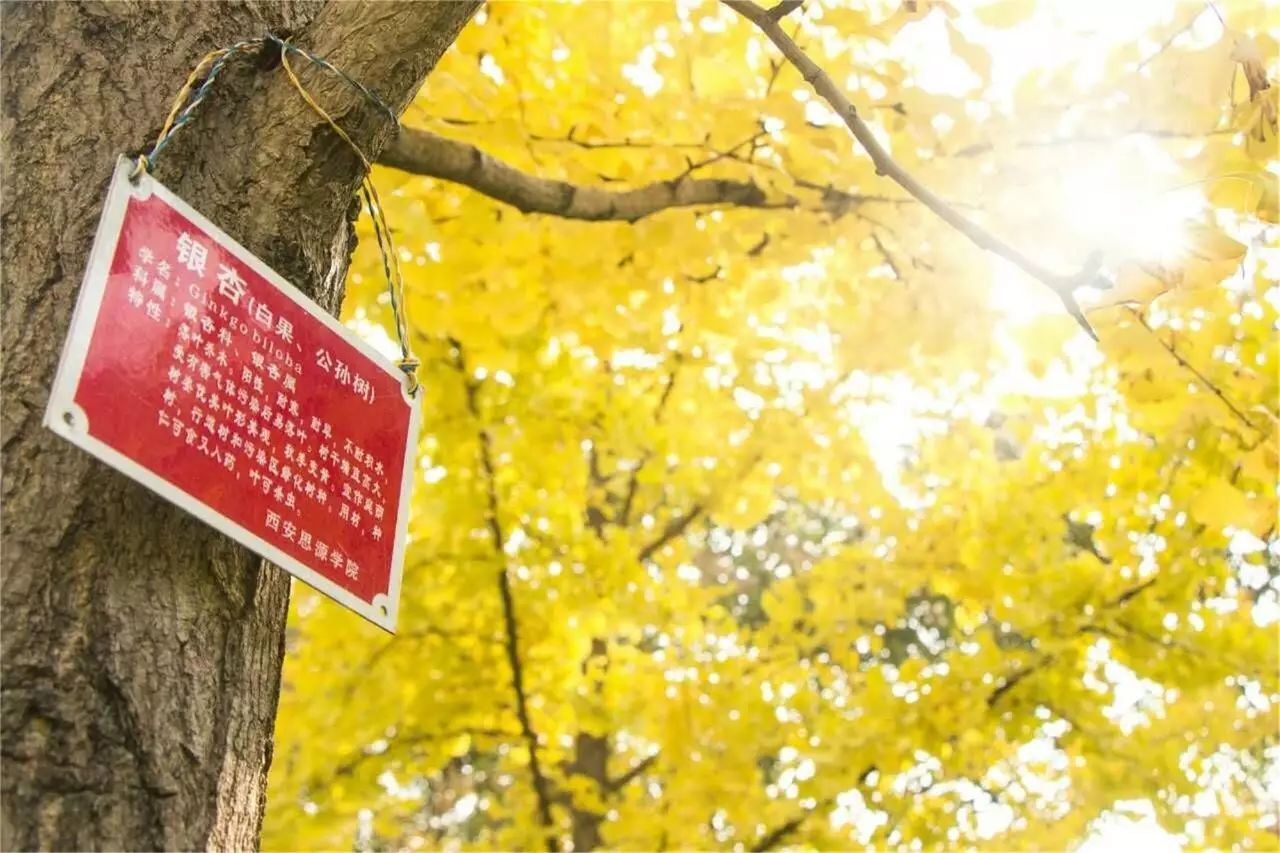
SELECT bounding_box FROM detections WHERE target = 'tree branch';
[455,347,558,850]
[606,753,660,792]
[637,503,706,563]
[1107,576,1158,609]
[312,726,517,792]
[869,231,903,280]
[529,130,711,150]
[751,793,843,851]
[752,812,810,851]
[379,126,783,222]
[722,0,1101,338]
[986,654,1054,708]
[751,764,876,850]
[767,0,804,21]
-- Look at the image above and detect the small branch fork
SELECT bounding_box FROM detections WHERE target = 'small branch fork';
[720,0,1102,338]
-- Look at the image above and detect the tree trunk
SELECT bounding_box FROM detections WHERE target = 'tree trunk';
[569,731,609,852]
[568,638,612,851]
[0,2,476,849]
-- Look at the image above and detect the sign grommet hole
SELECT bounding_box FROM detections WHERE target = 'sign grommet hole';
[62,411,76,428]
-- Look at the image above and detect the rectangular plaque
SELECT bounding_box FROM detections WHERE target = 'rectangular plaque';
[45,157,420,632]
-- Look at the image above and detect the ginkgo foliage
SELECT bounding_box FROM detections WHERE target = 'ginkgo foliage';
[263,1,1278,850]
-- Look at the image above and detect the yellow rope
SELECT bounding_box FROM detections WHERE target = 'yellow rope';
[279,50,417,395]
[154,48,228,152]
[280,50,372,169]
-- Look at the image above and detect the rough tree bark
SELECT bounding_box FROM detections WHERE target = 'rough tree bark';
[0,2,476,849]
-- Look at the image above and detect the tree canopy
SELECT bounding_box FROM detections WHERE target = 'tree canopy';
[263,1,1278,849]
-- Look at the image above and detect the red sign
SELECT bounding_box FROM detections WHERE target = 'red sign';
[46,158,420,632]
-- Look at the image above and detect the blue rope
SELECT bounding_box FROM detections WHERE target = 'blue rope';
[148,38,265,165]
[265,34,400,128]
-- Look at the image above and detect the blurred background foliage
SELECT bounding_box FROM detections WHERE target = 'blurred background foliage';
[264,1,1279,849]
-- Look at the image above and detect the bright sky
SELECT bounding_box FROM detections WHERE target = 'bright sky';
[838,3,1275,846]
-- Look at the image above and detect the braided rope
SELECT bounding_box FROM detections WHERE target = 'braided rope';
[131,35,419,396]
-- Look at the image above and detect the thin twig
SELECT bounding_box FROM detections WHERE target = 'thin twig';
[619,357,683,527]
[987,654,1054,708]
[1204,0,1225,27]
[869,230,902,280]
[1126,308,1261,434]
[1107,576,1158,609]
[606,753,660,792]
[529,131,709,150]
[1137,8,1209,73]
[637,503,706,562]
[752,810,812,851]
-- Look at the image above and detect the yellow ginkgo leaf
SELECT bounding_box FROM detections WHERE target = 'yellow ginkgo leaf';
[974,0,1036,28]
[1183,223,1248,263]
[1190,478,1261,533]
[1085,263,1171,311]
[947,21,992,80]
